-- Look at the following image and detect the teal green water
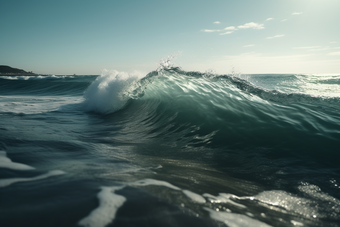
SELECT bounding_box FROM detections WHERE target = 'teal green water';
[0,68,340,227]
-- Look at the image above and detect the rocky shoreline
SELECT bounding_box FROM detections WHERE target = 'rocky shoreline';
[0,65,37,76]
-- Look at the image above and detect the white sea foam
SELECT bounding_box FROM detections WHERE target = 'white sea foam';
[0,95,82,114]
[78,186,126,227]
[298,182,340,208]
[0,170,65,188]
[227,182,340,221]
[0,75,75,80]
[83,70,144,114]
[251,184,340,219]
[203,193,247,208]
[182,190,206,203]
[0,151,34,170]
[80,179,277,227]
[291,220,304,226]
[130,178,181,190]
[253,190,316,217]
[246,212,254,217]
[78,179,185,227]
[153,165,163,169]
[204,207,272,227]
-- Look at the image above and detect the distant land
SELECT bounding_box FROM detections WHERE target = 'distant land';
[0,65,37,75]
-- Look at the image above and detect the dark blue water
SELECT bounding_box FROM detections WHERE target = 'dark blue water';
[0,68,340,227]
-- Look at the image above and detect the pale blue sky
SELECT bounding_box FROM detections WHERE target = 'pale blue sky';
[1,0,339,74]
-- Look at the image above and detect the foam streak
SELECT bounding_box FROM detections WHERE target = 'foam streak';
[0,170,65,188]
[0,151,34,170]
[78,186,126,227]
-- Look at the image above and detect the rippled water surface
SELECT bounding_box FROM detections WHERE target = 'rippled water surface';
[0,68,340,227]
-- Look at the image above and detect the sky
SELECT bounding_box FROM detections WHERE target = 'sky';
[1,0,340,75]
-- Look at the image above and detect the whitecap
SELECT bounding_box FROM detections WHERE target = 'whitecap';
[83,70,145,114]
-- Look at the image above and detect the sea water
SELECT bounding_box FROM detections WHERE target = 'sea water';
[0,65,340,227]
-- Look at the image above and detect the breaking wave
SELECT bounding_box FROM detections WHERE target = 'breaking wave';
[81,67,340,164]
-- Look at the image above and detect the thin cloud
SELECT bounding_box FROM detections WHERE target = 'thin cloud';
[294,46,330,51]
[292,12,303,15]
[201,29,220,33]
[330,41,337,44]
[238,22,264,30]
[224,26,237,31]
[213,21,221,24]
[220,31,234,35]
[328,52,340,56]
[265,18,274,21]
[201,21,264,35]
[281,19,288,22]
[244,45,255,47]
[293,46,321,49]
[309,47,330,51]
[267,34,285,39]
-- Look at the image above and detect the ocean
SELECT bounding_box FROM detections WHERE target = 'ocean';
[0,64,340,227]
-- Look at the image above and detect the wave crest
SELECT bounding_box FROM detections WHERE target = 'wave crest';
[83,70,145,114]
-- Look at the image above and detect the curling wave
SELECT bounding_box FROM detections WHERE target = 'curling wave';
[82,67,340,163]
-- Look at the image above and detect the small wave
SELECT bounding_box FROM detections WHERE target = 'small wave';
[0,75,95,96]
[0,75,78,80]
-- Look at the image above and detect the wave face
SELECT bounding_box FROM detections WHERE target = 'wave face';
[82,68,340,164]
[1,68,340,227]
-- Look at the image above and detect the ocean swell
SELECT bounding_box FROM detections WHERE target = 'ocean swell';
[81,67,340,163]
